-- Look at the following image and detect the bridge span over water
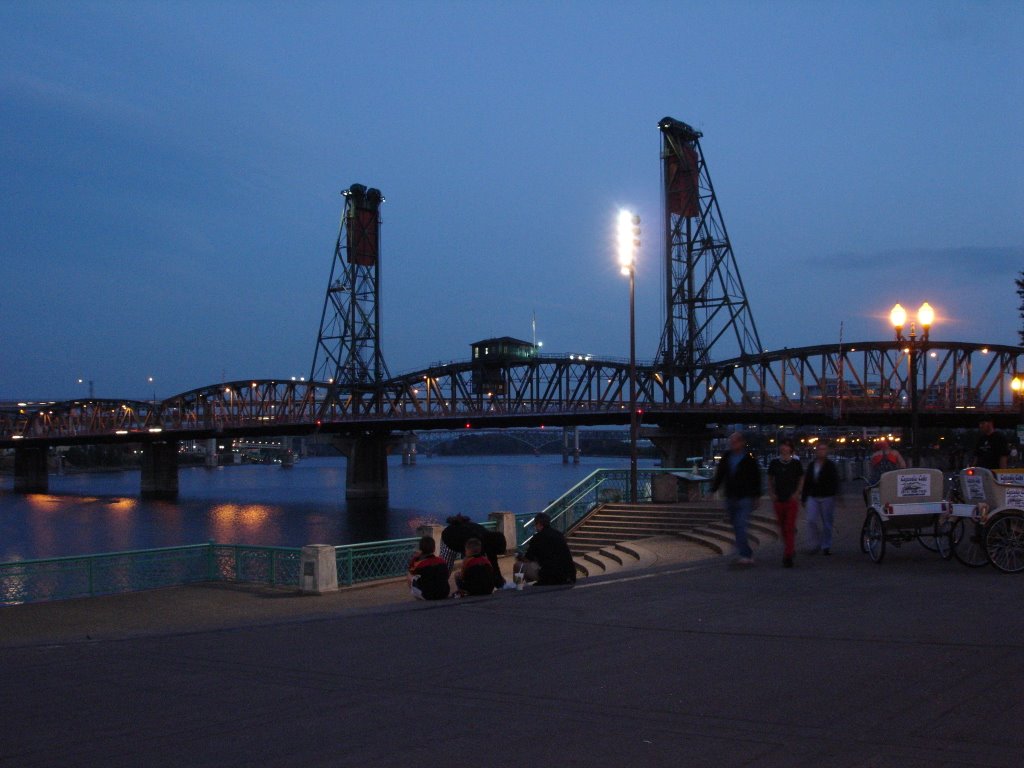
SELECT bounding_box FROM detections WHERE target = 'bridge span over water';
[4,340,1022,446]
[4,117,1020,500]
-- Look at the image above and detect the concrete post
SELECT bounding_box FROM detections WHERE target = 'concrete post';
[140,441,179,499]
[13,446,49,494]
[573,426,580,464]
[416,524,445,554]
[299,544,338,594]
[488,511,518,551]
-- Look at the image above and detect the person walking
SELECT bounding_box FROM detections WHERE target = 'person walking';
[768,438,804,568]
[711,432,762,566]
[802,441,839,556]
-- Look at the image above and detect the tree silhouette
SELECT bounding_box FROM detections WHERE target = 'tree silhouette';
[1018,271,1024,345]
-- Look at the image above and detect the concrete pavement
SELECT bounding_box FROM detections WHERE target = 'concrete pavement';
[3,494,1024,767]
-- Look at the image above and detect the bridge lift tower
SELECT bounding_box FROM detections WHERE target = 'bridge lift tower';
[310,183,393,502]
[657,117,762,403]
[310,183,391,394]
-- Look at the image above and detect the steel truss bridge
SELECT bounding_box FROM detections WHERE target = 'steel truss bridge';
[4,117,1021,455]
[4,341,1022,448]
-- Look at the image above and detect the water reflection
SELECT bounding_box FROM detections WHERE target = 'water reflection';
[209,503,280,545]
[0,455,650,560]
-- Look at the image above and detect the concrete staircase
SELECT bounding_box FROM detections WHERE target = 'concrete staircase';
[569,502,779,577]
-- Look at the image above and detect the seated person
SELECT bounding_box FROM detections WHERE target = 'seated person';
[455,538,495,597]
[869,438,906,484]
[442,514,506,588]
[407,536,450,601]
[522,513,576,586]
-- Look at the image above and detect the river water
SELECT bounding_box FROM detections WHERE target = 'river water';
[0,455,657,562]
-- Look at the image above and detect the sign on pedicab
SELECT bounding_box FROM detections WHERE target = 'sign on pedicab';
[962,474,985,501]
[897,473,931,498]
[1005,487,1024,508]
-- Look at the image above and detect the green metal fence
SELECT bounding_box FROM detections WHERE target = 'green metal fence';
[512,467,706,547]
[335,538,419,585]
[0,521,501,605]
[0,543,303,606]
[332,520,497,586]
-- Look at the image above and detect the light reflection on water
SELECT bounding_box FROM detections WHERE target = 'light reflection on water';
[0,455,652,561]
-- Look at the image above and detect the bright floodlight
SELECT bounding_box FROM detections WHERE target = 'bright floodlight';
[889,303,907,329]
[1012,377,1023,393]
[918,302,934,328]
[617,209,635,274]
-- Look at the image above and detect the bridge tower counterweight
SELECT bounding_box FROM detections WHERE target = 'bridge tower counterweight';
[658,117,762,402]
[310,184,391,396]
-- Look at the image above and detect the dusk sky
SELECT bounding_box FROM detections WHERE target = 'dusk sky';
[2,1,1021,400]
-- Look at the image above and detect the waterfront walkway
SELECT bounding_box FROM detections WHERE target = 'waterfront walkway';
[3,493,1024,767]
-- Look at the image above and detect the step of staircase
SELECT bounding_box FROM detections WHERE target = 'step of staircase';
[573,541,658,578]
[568,503,781,560]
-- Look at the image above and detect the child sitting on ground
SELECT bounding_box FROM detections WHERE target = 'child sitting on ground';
[407,536,450,601]
[455,537,495,597]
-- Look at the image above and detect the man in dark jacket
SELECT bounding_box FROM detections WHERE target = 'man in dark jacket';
[802,441,840,556]
[523,513,576,585]
[711,431,762,565]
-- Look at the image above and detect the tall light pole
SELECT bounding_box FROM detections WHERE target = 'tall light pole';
[618,210,641,503]
[890,302,933,467]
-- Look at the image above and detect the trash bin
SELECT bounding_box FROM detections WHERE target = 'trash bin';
[300,544,338,594]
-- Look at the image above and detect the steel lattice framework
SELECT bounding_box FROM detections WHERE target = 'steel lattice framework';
[310,184,391,391]
[658,117,762,403]
[3,342,1022,446]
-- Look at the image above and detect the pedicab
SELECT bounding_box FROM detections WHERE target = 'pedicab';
[955,467,1024,573]
[860,468,955,563]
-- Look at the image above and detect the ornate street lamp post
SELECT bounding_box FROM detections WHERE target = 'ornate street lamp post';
[890,302,934,467]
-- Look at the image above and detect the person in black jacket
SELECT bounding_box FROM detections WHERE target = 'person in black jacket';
[442,514,506,588]
[710,431,762,565]
[802,441,840,555]
[522,513,576,585]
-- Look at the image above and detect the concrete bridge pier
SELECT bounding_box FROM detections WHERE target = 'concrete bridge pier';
[204,438,218,468]
[400,433,417,465]
[141,441,179,500]
[14,446,49,494]
[562,426,580,464]
[334,433,390,502]
[647,429,710,468]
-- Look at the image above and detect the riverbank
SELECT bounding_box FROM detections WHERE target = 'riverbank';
[4,491,1022,767]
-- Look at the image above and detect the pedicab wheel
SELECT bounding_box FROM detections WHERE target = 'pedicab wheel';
[862,511,886,563]
[917,528,937,552]
[985,513,1024,573]
[951,518,989,568]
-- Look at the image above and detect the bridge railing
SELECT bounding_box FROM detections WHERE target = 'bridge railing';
[512,467,700,547]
